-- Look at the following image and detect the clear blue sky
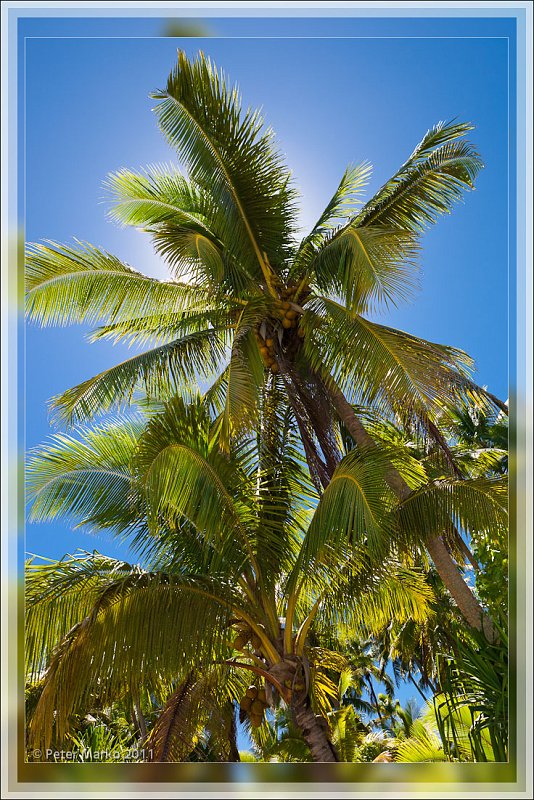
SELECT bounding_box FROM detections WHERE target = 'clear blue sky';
[22,9,513,734]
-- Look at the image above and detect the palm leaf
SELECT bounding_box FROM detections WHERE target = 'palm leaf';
[147,673,212,762]
[106,164,216,233]
[50,328,228,424]
[355,121,482,232]
[89,307,234,348]
[26,415,144,533]
[152,50,297,277]
[302,298,497,430]
[25,240,209,327]
[218,302,267,450]
[27,557,237,750]
[308,224,420,312]
[106,165,260,292]
[134,396,258,575]
[293,162,372,276]
[396,477,508,547]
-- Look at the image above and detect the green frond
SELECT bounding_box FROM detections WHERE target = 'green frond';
[25,552,136,679]
[203,368,230,418]
[355,121,483,232]
[397,477,508,547]
[329,704,365,762]
[89,307,233,349]
[134,396,257,575]
[106,164,262,292]
[218,302,267,451]
[152,50,297,275]
[308,224,420,313]
[26,415,144,533]
[294,121,480,310]
[292,443,424,584]
[147,672,215,761]
[394,719,446,762]
[319,563,435,634]
[50,329,228,425]
[25,240,209,328]
[302,298,481,429]
[106,164,216,232]
[27,557,237,750]
[294,162,372,276]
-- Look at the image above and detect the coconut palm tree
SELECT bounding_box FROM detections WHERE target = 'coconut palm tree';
[25,51,507,637]
[26,391,505,762]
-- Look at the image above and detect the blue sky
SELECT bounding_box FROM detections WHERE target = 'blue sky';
[22,14,513,716]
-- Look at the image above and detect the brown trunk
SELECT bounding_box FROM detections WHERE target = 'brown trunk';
[291,699,339,762]
[425,535,493,639]
[328,382,495,641]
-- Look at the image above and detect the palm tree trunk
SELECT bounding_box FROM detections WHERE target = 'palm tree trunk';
[291,698,339,762]
[425,534,493,639]
[327,382,495,641]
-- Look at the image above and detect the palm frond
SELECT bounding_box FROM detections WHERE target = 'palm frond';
[218,302,267,451]
[293,162,372,276]
[301,446,396,565]
[396,477,508,548]
[308,225,420,313]
[106,164,215,232]
[26,415,144,534]
[302,298,495,431]
[107,164,262,293]
[394,719,446,762]
[355,121,483,232]
[152,50,297,277]
[147,672,213,762]
[50,328,228,425]
[27,556,237,749]
[25,240,209,327]
[134,396,258,575]
[89,307,233,349]
[318,562,435,634]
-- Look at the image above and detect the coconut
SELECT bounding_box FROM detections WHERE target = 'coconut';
[282,318,293,329]
[251,635,263,649]
[245,685,258,699]
[233,634,247,650]
[257,688,267,705]
[249,714,263,728]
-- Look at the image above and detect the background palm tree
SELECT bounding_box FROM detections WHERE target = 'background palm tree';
[26,386,506,762]
[25,51,507,638]
[27,394,448,762]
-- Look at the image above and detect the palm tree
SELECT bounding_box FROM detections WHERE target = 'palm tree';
[26,391,505,761]
[25,51,507,638]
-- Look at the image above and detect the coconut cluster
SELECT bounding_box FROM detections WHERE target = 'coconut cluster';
[254,285,307,374]
[233,624,263,653]
[255,330,279,373]
[271,300,299,330]
[239,684,269,728]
